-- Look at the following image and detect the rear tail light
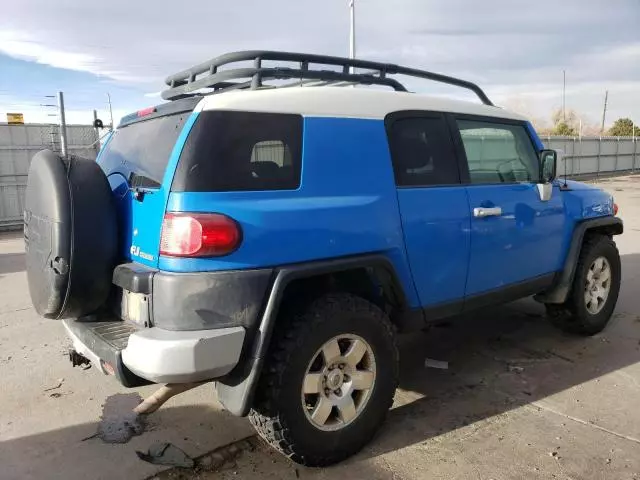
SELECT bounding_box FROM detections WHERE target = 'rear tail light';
[613,203,619,216]
[160,213,241,257]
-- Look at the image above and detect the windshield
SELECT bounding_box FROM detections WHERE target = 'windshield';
[99,112,190,187]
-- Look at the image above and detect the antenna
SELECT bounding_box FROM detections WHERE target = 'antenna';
[349,0,356,67]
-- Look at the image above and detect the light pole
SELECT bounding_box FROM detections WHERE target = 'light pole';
[57,91,68,157]
[349,0,356,61]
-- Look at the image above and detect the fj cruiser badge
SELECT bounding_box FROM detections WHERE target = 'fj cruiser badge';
[130,245,155,261]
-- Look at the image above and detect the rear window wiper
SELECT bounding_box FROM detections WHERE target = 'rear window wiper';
[129,172,161,188]
[129,172,160,201]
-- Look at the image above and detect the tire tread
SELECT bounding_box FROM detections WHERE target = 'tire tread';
[547,233,620,335]
[248,293,398,466]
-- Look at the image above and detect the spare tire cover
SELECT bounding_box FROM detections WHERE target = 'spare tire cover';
[24,150,117,319]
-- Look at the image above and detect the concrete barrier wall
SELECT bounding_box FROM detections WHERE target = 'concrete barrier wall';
[0,123,98,229]
[542,136,640,177]
[1,124,638,230]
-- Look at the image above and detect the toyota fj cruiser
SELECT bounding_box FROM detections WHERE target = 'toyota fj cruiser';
[24,51,622,466]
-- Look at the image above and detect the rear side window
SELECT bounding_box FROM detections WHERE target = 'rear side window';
[99,113,190,187]
[386,115,460,187]
[172,111,303,192]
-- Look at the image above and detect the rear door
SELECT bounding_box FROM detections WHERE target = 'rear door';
[452,115,566,296]
[386,112,470,314]
[98,101,197,268]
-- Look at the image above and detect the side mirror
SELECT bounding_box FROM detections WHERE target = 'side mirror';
[93,118,104,129]
[540,149,557,183]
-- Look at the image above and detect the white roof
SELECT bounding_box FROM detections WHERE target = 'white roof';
[196,86,525,121]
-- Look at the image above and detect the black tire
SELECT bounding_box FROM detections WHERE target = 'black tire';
[546,234,621,335]
[249,293,399,467]
[25,150,117,319]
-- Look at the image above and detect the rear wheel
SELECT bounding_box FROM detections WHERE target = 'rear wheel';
[249,293,398,466]
[546,234,621,335]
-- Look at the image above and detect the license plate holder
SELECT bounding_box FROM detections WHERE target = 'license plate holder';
[121,290,149,327]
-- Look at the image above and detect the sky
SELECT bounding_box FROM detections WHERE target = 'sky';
[0,0,638,128]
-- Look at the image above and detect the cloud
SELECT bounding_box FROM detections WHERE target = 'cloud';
[1,0,638,124]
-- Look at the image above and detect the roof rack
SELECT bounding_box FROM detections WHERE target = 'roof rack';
[161,50,493,106]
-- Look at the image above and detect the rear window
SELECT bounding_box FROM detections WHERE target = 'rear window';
[171,111,303,192]
[99,112,190,187]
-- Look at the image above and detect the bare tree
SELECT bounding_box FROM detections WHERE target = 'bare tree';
[500,97,549,132]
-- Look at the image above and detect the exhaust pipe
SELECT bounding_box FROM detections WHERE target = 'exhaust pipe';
[134,382,208,415]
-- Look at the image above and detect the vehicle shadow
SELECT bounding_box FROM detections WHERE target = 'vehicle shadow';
[0,403,254,480]
[2,255,638,480]
[0,253,25,275]
[352,252,640,462]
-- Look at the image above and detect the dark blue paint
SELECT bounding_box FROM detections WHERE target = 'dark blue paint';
[526,121,544,151]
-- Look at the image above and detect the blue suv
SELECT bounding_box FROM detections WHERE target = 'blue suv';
[24,51,623,466]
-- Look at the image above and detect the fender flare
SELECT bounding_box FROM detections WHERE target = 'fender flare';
[535,216,623,304]
[215,254,410,416]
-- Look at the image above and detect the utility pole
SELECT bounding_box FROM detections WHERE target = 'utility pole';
[562,70,566,123]
[57,91,68,157]
[107,92,114,130]
[349,0,356,75]
[600,90,608,134]
[579,117,582,139]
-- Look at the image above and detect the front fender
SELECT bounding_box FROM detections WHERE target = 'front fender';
[535,216,623,304]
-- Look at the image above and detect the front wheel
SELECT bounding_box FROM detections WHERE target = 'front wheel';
[547,234,621,335]
[249,293,399,467]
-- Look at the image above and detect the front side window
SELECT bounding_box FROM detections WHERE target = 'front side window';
[457,120,540,184]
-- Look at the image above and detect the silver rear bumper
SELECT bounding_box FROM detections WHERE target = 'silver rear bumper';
[121,326,245,383]
[63,318,245,384]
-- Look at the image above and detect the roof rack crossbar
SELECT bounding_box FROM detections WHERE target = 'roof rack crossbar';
[161,50,493,106]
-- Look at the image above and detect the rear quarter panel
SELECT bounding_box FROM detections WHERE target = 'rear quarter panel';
[163,116,421,307]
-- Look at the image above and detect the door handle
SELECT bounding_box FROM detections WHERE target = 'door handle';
[473,207,502,218]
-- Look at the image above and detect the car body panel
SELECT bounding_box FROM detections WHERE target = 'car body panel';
[464,182,567,295]
[162,116,421,307]
[98,111,200,268]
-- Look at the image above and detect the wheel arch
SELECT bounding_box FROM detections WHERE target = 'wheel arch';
[215,254,418,416]
[535,216,623,305]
